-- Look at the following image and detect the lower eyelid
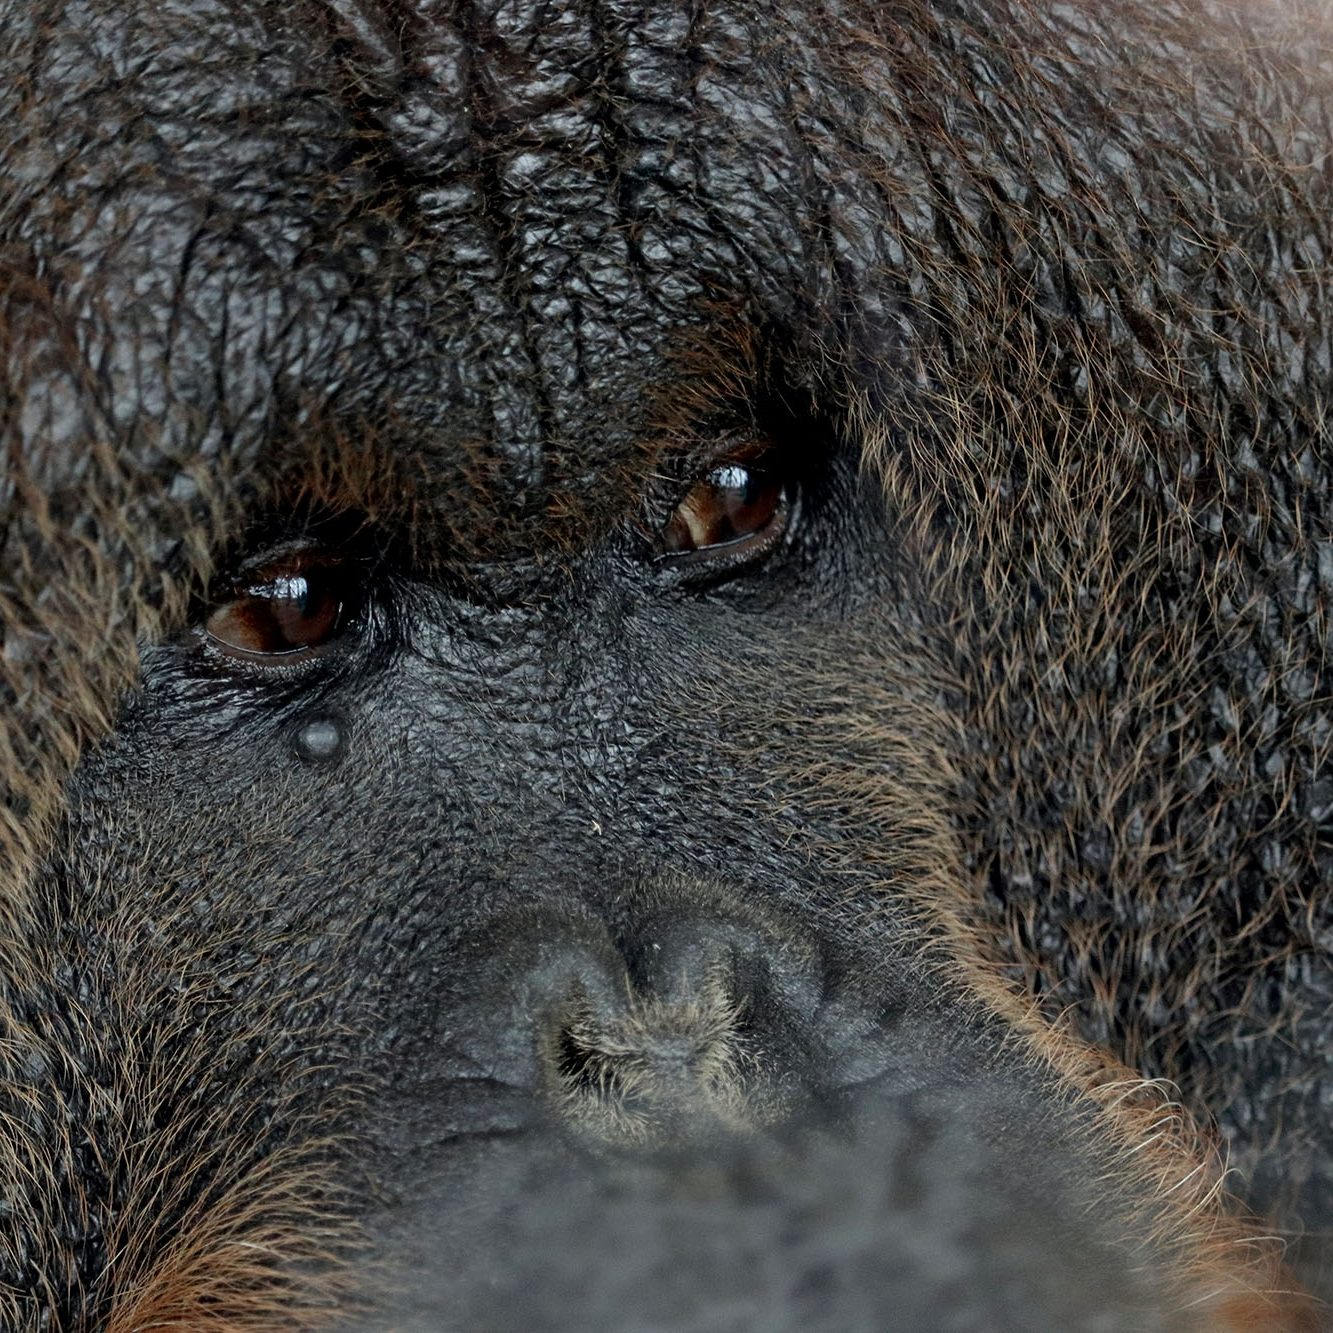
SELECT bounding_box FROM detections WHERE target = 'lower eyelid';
[195,624,333,669]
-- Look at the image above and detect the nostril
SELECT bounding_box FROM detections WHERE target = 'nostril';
[549,988,643,1105]
[545,975,755,1146]
[554,1014,602,1095]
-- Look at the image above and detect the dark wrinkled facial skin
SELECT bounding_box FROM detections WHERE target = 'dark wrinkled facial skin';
[0,0,1330,1328]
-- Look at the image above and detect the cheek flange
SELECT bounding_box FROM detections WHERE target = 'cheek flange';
[291,712,347,767]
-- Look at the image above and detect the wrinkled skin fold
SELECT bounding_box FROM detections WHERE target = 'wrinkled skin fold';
[0,0,1328,1328]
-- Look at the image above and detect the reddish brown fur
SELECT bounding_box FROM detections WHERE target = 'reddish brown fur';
[708,616,1317,1327]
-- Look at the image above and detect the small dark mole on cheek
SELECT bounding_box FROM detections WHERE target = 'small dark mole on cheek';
[291,713,347,766]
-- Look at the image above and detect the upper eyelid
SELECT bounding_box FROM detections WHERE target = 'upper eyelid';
[646,434,782,506]
[211,543,376,599]
[663,431,774,479]
[205,506,393,587]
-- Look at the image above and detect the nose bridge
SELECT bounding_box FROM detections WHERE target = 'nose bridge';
[422,590,576,713]
[402,573,645,819]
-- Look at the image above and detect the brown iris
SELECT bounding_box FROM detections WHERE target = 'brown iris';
[204,555,350,663]
[658,462,789,563]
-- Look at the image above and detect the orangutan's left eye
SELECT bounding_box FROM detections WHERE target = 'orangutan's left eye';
[203,552,357,664]
[656,458,793,568]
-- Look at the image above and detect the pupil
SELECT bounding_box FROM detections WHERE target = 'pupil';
[710,464,756,500]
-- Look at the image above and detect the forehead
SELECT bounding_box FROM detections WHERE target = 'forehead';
[12,0,888,555]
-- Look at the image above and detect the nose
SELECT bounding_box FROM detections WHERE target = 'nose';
[443,886,900,1149]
